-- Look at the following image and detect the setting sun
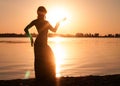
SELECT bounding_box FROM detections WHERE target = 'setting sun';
[46,7,70,27]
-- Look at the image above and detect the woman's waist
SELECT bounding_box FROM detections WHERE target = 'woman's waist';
[36,34,47,40]
[34,38,47,45]
[35,39,47,44]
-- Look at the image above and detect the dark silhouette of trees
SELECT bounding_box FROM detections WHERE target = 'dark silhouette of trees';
[0,33,120,38]
[75,33,99,37]
[0,33,26,37]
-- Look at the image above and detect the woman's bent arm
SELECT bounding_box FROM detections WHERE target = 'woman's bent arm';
[24,21,34,47]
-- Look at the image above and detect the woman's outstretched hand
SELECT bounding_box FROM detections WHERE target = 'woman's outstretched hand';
[56,17,67,27]
[60,17,67,22]
[54,17,67,32]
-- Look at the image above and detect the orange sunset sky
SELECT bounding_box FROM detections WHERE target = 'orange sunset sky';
[0,0,120,35]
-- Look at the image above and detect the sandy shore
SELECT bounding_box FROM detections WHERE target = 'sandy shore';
[0,74,120,86]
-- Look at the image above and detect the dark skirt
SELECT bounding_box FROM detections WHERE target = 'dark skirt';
[34,42,56,85]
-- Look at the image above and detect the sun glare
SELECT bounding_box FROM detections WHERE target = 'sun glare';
[47,7,70,27]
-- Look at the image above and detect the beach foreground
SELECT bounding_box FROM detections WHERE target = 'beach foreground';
[0,74,120,86]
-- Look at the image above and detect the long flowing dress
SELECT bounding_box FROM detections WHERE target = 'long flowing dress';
[27,19,56,85]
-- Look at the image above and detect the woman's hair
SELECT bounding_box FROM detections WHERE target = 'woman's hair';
[37,6,47,13]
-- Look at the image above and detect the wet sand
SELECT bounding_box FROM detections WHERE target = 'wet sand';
[0,74,120,86]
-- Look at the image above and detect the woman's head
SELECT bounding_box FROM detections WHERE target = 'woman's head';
[37,6,47,19]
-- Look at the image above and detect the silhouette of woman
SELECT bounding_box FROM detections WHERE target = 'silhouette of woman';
[24,6,60,86]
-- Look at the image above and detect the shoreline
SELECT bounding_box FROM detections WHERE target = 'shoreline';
[0,74,120,86]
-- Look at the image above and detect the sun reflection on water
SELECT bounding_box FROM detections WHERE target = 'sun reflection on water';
[51,37,66,77]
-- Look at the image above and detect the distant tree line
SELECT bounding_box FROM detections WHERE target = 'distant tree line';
[75,33,120,38]
[0,33,26,37]
[0,33,120,38]
[0,33,37,37]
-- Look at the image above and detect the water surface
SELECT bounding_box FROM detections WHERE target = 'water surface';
[0,37,120,80]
